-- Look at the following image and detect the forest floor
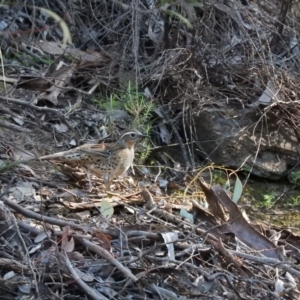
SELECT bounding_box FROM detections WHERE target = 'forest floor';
[0,0,300,299]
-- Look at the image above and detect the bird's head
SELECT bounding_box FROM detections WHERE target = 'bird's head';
[118,130,147,148]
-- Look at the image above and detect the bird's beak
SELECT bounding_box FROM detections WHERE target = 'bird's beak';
[139,134,148,139]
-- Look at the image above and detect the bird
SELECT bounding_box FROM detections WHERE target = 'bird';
[38,130,147,190]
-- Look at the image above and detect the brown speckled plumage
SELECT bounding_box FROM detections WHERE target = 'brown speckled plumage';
[39,130,146,189]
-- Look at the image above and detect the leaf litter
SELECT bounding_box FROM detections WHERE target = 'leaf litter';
[0,0,299,299]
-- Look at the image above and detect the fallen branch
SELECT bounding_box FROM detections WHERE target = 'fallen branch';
[0,120,31,133]
[0,258,30,274]
[78,238,138,282]
[0,95,64,115]
[231,250,300,279]
[58,252,109,300]
[1,195,87,230]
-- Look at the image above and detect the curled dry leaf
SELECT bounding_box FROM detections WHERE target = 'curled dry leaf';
[34,230,52,243]
[160,232,178,260]
[66,252,85,267]
[216,185,281,259]
[92,229,112,252]
[3,271,15,280]
[28,243,42,254]
[61,226,75,253]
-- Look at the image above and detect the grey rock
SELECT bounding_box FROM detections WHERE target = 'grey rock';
[193,108,300,179]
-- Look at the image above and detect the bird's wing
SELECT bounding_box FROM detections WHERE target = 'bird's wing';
[38,143,104,160]
[77,149,112,158]
[39,142,126,160]
[78,143,126,158]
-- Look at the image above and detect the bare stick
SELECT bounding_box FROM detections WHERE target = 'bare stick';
[1,195,88,230]
[0,258,30,273]
[159,109,191,168]
[0,95,63,115]
[59,252,109,300]
[78,238,138,282]
[0,120,31,133]
[231,250,300,279]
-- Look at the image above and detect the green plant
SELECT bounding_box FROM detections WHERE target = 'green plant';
[282,195,300,208]
[0,159,30,173]
[288,170,300,188]
[13,52,54,67]
[260,193,277,208]
[123,81,154,130]
[122,81,154,162]
[93,94,123,111]
[242,165,251,173]
[291,195,300,206]
[94,81,154,162]
[212,170,227,185]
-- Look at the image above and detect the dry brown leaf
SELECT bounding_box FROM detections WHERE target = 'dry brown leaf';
[66,251,85,267]
[92,229,112,252]
[61,226,75,253]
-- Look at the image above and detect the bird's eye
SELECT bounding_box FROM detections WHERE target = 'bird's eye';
[130,133,136,138]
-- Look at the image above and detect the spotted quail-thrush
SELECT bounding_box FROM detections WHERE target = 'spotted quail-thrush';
[38,130,146,190]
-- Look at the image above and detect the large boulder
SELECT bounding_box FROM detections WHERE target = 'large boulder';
[193,108,300,179]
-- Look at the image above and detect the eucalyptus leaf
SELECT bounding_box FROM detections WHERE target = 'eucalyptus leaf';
[100,200,114,219]
[161,232,178,260]
[180,208,194,223]
[232,176,243,203]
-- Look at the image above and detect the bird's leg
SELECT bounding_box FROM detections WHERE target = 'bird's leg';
[87,169,93,192]
[104,179,112,191]
[130,165,135,175]
[104,173,112,191]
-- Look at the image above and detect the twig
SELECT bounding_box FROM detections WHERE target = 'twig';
[158,109,191,168]
[0,258,30,273]
[11,214,39,294]
[78,238,138,282]
[17,221,44,235]
[59,252,109,300]
[55,0,73,24]
[0,95,64,115]
[231,250,300,278]
[23,176,67,188]
[0,120,31,133]
[109,0,178,15]
[270,0,291,50]
[18,220,94,240]
[141,189,220,242]
[0,105,21,118]
[1,195,88,230]
[3,196,120,238]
